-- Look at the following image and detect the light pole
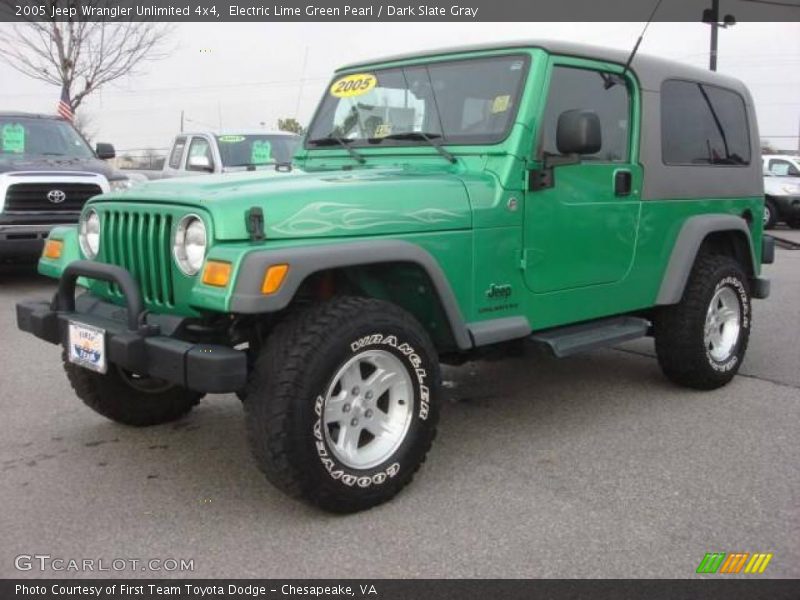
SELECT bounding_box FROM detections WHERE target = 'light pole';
[703,0,736,72]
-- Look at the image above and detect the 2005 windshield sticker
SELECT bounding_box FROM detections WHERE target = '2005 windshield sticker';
[330,73,377,98]
[251,140,272,164]
[1,123,25,153]
[491,95,511,114]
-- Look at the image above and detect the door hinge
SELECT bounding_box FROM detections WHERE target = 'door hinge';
[528,168,553,191]
[519,248,528,271]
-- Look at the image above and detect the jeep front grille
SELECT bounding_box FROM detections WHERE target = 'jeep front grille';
[101,210,174,307]
[5,182,102,212]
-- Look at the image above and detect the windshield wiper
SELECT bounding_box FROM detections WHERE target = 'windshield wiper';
[376,132,457,164]
[307,136,366,164]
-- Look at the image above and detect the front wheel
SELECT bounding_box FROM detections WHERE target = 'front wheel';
[63,352,202,426]
[654,254,751,390]
[244,297,440,513]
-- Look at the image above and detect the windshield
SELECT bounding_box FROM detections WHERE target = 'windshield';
[0,117,94,159]
[215,134,301,167]
[307,54,529,147]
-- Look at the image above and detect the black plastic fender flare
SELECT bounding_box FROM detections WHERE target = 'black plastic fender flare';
[229,240,474,350]
[656,215,759,305]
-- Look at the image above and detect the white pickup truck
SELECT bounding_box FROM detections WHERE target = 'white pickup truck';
[128,130,302,180]
[762,154,800,229]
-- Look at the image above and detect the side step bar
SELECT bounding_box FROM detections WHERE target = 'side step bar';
[530,316,650,358]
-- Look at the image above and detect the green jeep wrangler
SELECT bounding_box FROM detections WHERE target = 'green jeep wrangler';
[17,41,773,512]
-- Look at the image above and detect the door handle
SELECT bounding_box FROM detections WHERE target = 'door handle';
[614,169,632,197]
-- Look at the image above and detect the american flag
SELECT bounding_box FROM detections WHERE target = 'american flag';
[57,87,73,121]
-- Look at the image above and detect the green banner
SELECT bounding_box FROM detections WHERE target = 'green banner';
[1,123,25,153]
[250,140,272,164]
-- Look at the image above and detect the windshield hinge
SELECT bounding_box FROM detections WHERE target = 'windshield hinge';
[245,207,265,241]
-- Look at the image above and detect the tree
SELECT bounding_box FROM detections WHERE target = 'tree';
[760,139,778,154]
[0,1,171,112]
[72,110,97,142]
[277,118,305,135]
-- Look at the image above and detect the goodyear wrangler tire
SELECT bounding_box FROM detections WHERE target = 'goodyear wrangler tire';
[244,296,440,513]
[654,253,751,390]
[62,351,202,426]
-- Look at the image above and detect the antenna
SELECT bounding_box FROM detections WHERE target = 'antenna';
[609,0,665,88]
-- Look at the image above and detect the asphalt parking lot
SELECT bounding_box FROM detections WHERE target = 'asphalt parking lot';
[1,232,798,579]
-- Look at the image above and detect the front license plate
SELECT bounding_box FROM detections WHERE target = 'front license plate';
[68,321,107,374]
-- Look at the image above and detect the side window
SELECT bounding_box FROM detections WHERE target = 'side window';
[769,159,799,177]
[541,66,630,162]
[168,137,186,169]
[661,80,751,166]
[187,137,214,171]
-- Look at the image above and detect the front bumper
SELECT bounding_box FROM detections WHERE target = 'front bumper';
[773,195,800,218]
[16,260,247,393]
[0,223,71,258]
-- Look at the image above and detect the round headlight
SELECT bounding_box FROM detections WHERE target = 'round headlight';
[173,214,207,275]
[79,209,101,259]
[109,178,133,192]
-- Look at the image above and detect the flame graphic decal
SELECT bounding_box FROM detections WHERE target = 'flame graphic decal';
[270,202,461,236]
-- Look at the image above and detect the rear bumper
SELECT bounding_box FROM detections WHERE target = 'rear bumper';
[752,235,774,300]
[761,235,775,265]
[751,278,770,300]
[16,260,246,393]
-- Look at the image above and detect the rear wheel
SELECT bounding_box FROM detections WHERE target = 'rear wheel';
[244,296,440,513]
[763,197,778,230]
[654,253,751,390]
[63,352,202,426]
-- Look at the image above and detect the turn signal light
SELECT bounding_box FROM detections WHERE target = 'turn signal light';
[261,264,289,295]
[202,260,232,287]
[43,239,63,259]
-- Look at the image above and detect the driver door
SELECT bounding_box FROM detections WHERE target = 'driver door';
[524,58,642,294]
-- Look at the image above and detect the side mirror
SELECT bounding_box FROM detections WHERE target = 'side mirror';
[187,154,213,172]
[95,143,115,160]
[556,109,601,156]
[528,110,603,191]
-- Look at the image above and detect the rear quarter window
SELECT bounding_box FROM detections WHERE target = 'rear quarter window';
[661,79,750,166]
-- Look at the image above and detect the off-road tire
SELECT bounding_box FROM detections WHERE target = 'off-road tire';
[63,351,202,426]
[244,296,440,513]
[763,197,778,230]
[654,253,751,390]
